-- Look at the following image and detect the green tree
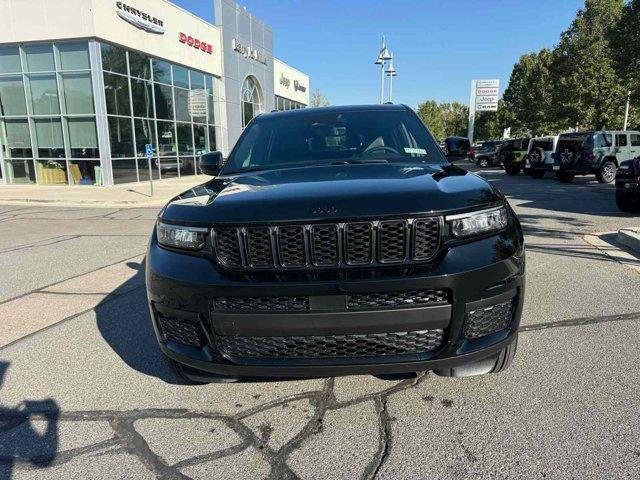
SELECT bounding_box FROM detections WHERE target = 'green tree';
[309,89,331,107]
[500,49,554,136]
[416,100,445,141]
[610,0,640,127]
[549,0,625,130]
[441,102,468,137]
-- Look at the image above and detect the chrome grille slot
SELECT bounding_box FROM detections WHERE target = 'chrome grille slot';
[246,227,274,267]
[277,225,306,267]
[379,220,407,263]
[311,224,339,266]
[213,228,243,268]
[345,222,373,265]
[412,218,440,261]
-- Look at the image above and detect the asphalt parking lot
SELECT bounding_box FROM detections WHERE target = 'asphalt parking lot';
[1,166,640,480]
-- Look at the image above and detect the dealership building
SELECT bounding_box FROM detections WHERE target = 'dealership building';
[0,0,309,186]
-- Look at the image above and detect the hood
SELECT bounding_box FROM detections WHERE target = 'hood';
[161,163,503,224]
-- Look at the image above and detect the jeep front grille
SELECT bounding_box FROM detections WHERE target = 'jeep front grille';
[212,217,441,271]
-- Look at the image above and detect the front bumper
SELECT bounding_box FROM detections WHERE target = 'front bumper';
[146,222,525,378]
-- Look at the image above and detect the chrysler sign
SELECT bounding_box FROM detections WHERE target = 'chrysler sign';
[115,1,165,34]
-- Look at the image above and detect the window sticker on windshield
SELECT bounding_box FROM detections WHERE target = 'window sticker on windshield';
[404,148,427,155]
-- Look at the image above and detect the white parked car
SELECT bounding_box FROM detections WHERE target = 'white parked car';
[524,136,559,179]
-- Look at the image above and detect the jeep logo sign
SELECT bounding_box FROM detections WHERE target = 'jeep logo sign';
[280,74,291,88]
[115,2,165,34]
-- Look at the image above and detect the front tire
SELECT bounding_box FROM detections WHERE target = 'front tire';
[556,171,575,183]
[596,160,617,184]
[530,169,546,179]
[616,191,640,213]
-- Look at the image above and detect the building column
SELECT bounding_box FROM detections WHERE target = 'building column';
[88,39,113,186]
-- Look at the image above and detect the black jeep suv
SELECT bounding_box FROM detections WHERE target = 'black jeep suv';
[146,105,525,383]
[616,157,640,212]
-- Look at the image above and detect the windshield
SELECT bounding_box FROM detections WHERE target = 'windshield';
[532,139,553,151]
[222,109,448,174]
[558,133,594,151]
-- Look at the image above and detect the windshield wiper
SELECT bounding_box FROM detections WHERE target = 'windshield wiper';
[222,166,265,175]
[328,159,389,165]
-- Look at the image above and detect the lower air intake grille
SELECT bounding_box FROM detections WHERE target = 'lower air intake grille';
[217,329,445,359]
[465,299,514,339]
[213,296,309,312]
[347,289,449,310]
[158,314,206,347]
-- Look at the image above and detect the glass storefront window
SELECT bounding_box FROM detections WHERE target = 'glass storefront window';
[112,159,139,184]
[134,118,157,157]
[194,124,206,154]
[154,83,173,120]
[0,76,27,115]
[36,159,67,185]
[0,46,22,74]
[190,71,205,90]
[241,77,263,127]
[176,122,193,155]
[158,156,179,178]
[1,119,32,157]
[104,73,130,117]
[208,125,217,152]
[128,51,151,80]
[172,65,189,89]
[61,72,94,114]
[67,118,98,158]
[137,157,159,182]
[152,59,171,84]
[28,74,60,115]
[57,42,90,71]
[24,44,55,72]
[131,78,153,118]
[34,118,64,158]
[174,87,190,122]
[207,95,216,124]
[108,116,133,158]
[180,156,196,176]
[68,159,100,185]
[157,120,176,156]
[4,159,36,183]
[101,43,127,74]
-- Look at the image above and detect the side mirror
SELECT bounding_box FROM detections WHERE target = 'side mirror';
[199,151,224,176]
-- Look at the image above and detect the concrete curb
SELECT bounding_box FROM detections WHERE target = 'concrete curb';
[618,228,640,254]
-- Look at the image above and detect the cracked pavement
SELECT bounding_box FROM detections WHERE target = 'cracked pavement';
[1,167,640,479]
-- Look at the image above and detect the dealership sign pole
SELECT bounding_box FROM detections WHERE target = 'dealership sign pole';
[467,79,499,143]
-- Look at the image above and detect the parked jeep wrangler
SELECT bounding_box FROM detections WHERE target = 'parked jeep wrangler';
[146,104,525,383]
[553,131,640,183]
[497,137,532,175]
[524,136,559,179]
[615,156,640,212]
[473,141,504,168]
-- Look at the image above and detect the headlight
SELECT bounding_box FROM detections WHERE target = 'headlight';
[157,221,208,250]
[446,206,508,238]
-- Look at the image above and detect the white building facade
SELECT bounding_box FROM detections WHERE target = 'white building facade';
[0,0,309,186]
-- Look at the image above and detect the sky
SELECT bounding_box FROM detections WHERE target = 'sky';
[172,0,585,108]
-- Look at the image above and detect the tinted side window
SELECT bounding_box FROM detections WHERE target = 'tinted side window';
[631,134,640,146]
[616,134,628,147]
[596,134,612,148]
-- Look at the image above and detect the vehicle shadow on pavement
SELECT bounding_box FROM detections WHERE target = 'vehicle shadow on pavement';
[0,361,60,480]
[94,260,181,385]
